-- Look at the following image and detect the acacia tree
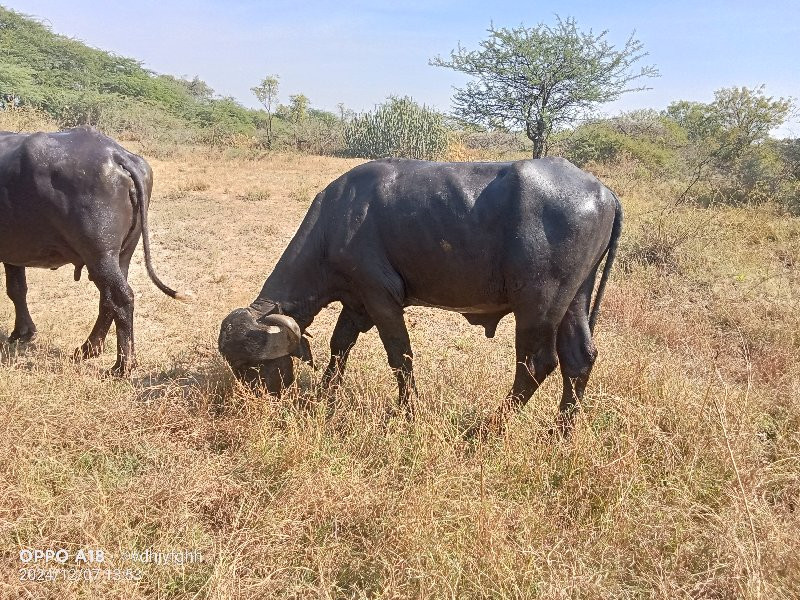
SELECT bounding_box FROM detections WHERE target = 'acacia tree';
[431,17,658,158]
[251,75,279,147]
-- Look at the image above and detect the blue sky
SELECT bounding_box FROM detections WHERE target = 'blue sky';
[5,0,799,135]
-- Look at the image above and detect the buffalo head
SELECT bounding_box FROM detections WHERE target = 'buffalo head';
[218,307,301,394]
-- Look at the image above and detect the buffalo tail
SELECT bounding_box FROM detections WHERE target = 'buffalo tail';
[117,153,194,303]
[588,191,623,334]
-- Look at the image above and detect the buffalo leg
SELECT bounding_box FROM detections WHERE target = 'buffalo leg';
[321,305,373,392]
[85,255,135,375]
[4,264,36,342]
[488,318,559,434]
[74,302,114,360]
[74,249,135,361]
[555,303,597,437]
[362,296,416,419]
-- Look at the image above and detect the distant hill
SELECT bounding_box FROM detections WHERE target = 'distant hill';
[0,5,264,140]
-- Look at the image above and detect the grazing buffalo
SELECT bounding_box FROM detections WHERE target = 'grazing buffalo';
[0,126,189,374]
[219,157,622,434]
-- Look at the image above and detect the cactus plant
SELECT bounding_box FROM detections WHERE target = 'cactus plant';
[344,96,449,160]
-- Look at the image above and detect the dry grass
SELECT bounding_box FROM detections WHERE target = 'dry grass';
[0,144,798,599]
[0,105,58,133]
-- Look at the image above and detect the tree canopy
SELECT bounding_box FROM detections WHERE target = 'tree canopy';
[431,17,659,158]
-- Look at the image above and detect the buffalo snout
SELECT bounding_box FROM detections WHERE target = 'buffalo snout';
[218,307,299,395]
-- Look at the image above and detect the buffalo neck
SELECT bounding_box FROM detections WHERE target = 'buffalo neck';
[250,199,331,330]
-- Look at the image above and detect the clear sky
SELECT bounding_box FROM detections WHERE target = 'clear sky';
[4,0,799,135]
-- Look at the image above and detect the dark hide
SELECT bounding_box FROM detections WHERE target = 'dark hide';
[219,157,622,434]
[0,127,185,374]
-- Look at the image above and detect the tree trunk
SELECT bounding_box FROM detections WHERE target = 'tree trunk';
[528,118,547,159]
[532,137,544,159]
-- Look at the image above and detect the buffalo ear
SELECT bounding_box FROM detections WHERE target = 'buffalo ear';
[292,336,315,370]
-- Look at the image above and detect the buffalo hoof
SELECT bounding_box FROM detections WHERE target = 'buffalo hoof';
[73,341,104,362]
[463,421,494,443]
[320,390,339,418]
[106,363,134,378]
[8,327,36,343]
[548,413,576,440]
[462,410,507,442]
[382,403,415,426]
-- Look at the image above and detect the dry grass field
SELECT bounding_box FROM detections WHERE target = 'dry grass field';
[1,124,799,597]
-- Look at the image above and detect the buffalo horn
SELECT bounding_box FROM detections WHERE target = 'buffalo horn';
[257,313,301,358]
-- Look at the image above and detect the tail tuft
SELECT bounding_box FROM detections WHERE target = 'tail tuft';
[173,290,195,303]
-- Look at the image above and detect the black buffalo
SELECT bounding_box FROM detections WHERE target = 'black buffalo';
[0,127,189,374]
[219,157,622,434]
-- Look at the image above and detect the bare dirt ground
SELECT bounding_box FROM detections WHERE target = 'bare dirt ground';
[1,145,798,598]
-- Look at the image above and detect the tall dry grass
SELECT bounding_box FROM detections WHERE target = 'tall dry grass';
[0,141,797,598]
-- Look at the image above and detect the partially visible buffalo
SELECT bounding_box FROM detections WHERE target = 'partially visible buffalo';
[0,127,189,374]
[219,157,622,435]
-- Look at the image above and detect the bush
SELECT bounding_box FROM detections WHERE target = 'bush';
[667,87,796,211]
[444,129,530,160]
[344,96,449,160]
[689,140,800,211]
[270,109,345,155]
[0,103,57,132]
[560,112,683,174]
[776,139,800,215]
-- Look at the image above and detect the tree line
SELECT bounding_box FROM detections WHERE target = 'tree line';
[1,6,797,212]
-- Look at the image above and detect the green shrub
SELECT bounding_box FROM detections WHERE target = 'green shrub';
[690,140,800,210]
[560,112,682,174]
[269,108,345,155]
[666,87,796,211]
